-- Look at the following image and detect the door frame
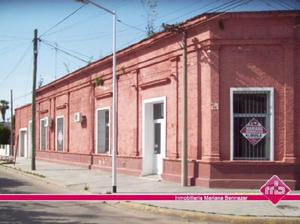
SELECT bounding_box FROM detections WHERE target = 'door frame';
[19,128,27,157]
[142,96,166,175]
[95,106,110,154]
[27,120,32,158]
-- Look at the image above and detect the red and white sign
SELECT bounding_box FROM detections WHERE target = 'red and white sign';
[240,118,267,145]
[260,175,291,205]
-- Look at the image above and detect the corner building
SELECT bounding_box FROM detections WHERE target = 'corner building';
[15,11,300,189]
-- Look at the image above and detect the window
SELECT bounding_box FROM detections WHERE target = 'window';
[40,118,47,151]
[96,108,109,154]
[153,103,164,119]
[56,116,64,152]
[28,121,32,156]
[231,88,274,161]
[153,103,164,155]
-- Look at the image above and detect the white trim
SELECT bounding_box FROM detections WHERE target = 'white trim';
[19,128,27,157]
[142,96,167,175]
[95,106,110,155]
[27,120,32,158]
[40,117,48,151]
[55,116,65,152]
[230,87,274,161]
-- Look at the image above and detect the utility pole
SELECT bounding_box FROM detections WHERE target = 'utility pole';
[31,29,38,171]
[181,30,188,187]
[162,24,188,186]
[75,0,117,193]
[10,89,13,156]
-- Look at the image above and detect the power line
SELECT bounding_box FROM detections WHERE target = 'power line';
[44,0,131,37]
[0,42,31,84]
[117,19,147,34]
[13,91,32,102]
[110,0,253,54]
[273,0,296,10]
[39,4,87,38]
[165,0,244,24]
[42,39,92,60]
[40,39,90,64]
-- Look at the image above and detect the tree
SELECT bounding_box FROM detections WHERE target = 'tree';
[0,123,10,144]
[0,100,9,122]
[141,0,158,37]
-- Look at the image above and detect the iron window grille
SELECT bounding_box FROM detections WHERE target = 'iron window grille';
[231,89,273,160]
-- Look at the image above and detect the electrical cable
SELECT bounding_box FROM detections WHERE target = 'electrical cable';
[39,4,86,38]
[0,43,31,84]
[40,39,90,64]
[41,39,92,60]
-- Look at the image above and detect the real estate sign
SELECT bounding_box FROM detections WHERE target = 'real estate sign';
[240,118,267,145]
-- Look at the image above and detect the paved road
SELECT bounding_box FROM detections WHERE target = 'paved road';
[0,167,221,224]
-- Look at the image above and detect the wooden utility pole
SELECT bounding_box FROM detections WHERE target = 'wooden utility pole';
[10,89,13,156]
[31,29,38,170]
[162,23,188,186]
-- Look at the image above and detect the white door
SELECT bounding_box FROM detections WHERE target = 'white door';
[153,118,165,174]
[142,98,166,176]
[19,130,27,157]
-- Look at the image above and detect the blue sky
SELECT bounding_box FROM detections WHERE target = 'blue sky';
[0,0,299,118]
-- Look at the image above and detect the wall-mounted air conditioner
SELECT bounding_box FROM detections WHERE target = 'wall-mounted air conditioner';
[74,112,82,123]
[44,116,52,128]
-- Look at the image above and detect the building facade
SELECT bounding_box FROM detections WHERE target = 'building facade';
[15,11,300,189]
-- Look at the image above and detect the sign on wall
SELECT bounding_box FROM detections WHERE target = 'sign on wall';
[240,118,268,145]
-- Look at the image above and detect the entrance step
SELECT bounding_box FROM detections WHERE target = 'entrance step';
[140,174,162,181]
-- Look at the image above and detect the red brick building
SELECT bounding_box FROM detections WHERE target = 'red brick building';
[15,11,300,189]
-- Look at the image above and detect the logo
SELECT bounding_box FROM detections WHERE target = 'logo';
[260,175,291,205]
[240,118,267,145]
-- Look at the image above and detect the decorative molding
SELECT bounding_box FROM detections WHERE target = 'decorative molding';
[139,77,171,90]
[56,104,67,110]
[95,92,112,100]
[39,109,48,114]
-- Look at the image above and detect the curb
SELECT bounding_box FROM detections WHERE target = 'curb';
[0,163,92,194]
[0,163,65,189]
[117,201,300,224]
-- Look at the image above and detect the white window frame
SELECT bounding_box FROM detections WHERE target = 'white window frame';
[95,106,110,154]
[40,117,48,151]
[230,87,274,161]
[28,120,32,157]
[19,128,27,157]
[55,116,65,152]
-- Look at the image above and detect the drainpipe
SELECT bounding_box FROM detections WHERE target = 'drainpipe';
[181,31,188,187]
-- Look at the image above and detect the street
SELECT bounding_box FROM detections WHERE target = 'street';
[0,167,220,224]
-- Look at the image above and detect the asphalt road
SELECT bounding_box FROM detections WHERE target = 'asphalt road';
[0,166,221,224]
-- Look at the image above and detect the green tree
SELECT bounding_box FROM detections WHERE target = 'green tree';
[0,100,9,122]
[0,123,10,144]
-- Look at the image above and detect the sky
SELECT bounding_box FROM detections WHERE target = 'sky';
[0,0,299,120]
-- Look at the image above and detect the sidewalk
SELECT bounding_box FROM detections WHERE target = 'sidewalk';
[2,158,300,220]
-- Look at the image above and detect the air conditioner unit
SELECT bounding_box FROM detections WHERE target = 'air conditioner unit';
[74,112,82,123]
[44,116,52,128]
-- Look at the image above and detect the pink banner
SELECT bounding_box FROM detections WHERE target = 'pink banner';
[0,194,299,201]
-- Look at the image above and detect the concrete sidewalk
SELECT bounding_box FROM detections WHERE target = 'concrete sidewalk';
[2,158,300,220]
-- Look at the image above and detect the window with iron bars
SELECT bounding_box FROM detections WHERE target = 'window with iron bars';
[231,89,273,160]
